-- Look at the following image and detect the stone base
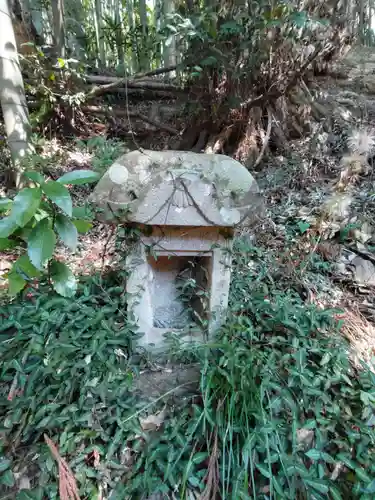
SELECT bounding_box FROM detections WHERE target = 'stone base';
[126,226,232,348]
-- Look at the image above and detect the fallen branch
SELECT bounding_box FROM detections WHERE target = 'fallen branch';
[87,86,183,99]
[44,434,80,500]
[86,65,180,98]
[82,105,180,135]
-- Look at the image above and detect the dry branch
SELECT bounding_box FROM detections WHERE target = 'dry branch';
[44,434,80,500]
[86,65,180,98]
[82,105,180,135]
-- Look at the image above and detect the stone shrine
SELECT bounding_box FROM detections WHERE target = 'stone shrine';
[91,150,262,348]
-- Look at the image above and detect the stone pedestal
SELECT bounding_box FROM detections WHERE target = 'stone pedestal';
[126,227,232,347]
[91,150,262,349]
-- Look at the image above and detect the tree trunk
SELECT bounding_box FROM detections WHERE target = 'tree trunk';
[95,0,106,67]
[0,0,34,187]
[138,0,149,70]
[126,0,138,72]
[114,0,124,67]
[51,0,66,58]
[359,0,365,43]
[163,0,176,74]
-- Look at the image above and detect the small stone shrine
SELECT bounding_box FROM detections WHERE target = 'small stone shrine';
[91,150,262,348]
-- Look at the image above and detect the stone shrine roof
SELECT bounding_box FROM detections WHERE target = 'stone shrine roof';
[90,150,262,227]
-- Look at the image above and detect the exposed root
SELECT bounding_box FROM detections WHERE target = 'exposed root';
[254,107,273,168]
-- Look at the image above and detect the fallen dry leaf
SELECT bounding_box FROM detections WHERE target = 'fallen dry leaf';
[139,407,167,431]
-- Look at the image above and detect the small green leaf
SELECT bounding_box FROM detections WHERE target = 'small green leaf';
[11,188,41,227]
[0,197,12,212]
[0,215,19,238]
[50,261,77,297]
[192,452,208,464]
[8,268,27,295]
[305,449,322,460]
[0,469,15,487]
[329,486,343,500]
[0,458,11,472]
[27,219,56,270]
[57,170,100,185]
[304,479,329,494]
[55,214,78,252]
[15,255,42,279]
[41,181,72,216]
[297,221,310,234]
[72,219,93,233]
[256,463,272,479]
[355,466,372,482]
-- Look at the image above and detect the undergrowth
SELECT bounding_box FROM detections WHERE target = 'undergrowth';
[75,136,128,174]
[0,241,375,499]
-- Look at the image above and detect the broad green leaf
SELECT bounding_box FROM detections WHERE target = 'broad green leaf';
[11,188,41,227]
[0,197,12,212]
[50,261,77,297]
[305,449,323,460]
[41,181,72,216]
[24,171,45,184]
[57,169,100,185]
[0,238,17,251]
[27,219,56,270]
[15,255,41,279]
[8,269,27,295]
[0,215,18,238]
[55,214,78,252]
[0,469,15,487]
[72,219,93,233]
[0,458,11,472]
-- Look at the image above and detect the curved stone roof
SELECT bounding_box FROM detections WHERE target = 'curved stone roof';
[90,150,262,227]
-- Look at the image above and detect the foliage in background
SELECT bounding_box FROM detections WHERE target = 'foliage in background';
[0,167,98,297]
[75,135,127,174]
[1,241,375,498]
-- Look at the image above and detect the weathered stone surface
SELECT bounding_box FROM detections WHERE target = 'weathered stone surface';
[90,150,262,227]
[90,151,263,349]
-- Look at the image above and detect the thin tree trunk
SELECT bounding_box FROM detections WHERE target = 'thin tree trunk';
[139,0,149,70]
[127,0,138,72]
[0,0,34,187]
[51,0,66,57]
[154,0,162,67]
[114,0,124,67]
[95,0,106,67]
[163,0,176,74]
[359,0,365,43]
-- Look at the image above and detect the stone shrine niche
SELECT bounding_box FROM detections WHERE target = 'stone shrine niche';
[90,150,262,348]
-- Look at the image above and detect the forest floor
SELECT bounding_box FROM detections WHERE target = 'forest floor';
[3,47,375,499]
[3,46,375,370]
